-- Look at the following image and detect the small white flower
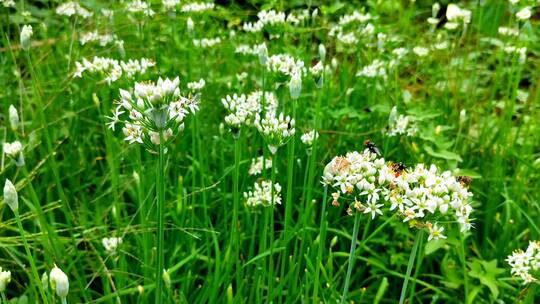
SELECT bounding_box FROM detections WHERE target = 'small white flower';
[3,141,22,157]
[428,223,446,241]
[363,201,383,219]
[102,237,123,253]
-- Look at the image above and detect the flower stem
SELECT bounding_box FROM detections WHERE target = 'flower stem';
[14,210,49,304]
[341,211,361,304]
[232,135,241,294]
[1,291,8,303]
[155,130,166,304]
[313,186,328,302]
[268,152,277,301]
[398,230,422,304]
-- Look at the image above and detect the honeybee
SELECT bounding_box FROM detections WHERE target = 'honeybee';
[364,139,381,156]
[457,176,472,186]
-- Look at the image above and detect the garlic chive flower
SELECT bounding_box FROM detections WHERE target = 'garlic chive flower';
[322,149,474,237]
[265,54,305,82]
[386,106,418,137]
[20,25,33,50]
[310,61,324,88]
[506,241,540,284]
[3,179,18,212]
[221,91,278,130]
[187,78,206,91]
[516,7,532,21]
[300,130,319,146]
[49,265,69,299]
[56,2,93,18]
[244,180,282,207]
[102,237,123,254]
[126,0,155,17]
[255,111,295,154]
[248,156,272,176]
[3,141,24,167]
[108,77,199,150]
[0,267,11,292]
[74,57,155,84]
[180,2,215,13]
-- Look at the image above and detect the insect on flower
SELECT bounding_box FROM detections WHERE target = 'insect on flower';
[364,139,381,156]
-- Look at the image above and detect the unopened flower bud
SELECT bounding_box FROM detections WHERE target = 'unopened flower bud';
[162,269,171,289]
[289,73,302,100]
[318,44,326,62]
[187,17,194,36]
[258,43,268,66]
[9,105,19,131]
[0,267,11,292]
[49,265,69,299]
[3,179,18,212]
[20,25,33,51]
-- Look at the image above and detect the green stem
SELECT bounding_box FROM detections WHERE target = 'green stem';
[155,130,166,304]
[14,210,49,304]
[268,152,278,301]
[232,135,241,294]
[460,234,469,302]
[341,212,361,303]
[399,230,422,304]
[1,291,7,303]
[313,186,328,302]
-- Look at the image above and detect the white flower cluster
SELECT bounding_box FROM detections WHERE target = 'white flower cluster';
[338,11,372,26]
[80,31,120,46]
[255,111,295,154]
[386,106,418,137]
[516,7,532,21]
[356,59,387,79]
[244,180,282,207]
[3,141,22,157]
[266,54,305,78]
[181,2,214,13]
[445,4,472,29]
[126,0,155,17]
[1,0,15,8]
[301,130,319,146]
[248,156,272,176]
[221,91,278,128]
[102,237,123,254]
[506,241,540,284]
[0,267,11,292]
[243,21,264,33]
[187,78,205,91]
[74,57,155,83]
[108,77,199,148]
[56,2,93,18]
[193,37,221,48]
[498,26,519,37]
[503,45,527,63]
[328,11,373,47]
[162,0,180,10]
[322,150,474,239]
[235,44,262,56]
[257,10,286,27]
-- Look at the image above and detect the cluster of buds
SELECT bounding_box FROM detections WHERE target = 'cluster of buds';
[248,156,273,176]
[322,149,474,240]
[49,265,69,300]
[244,180,282,207]
[506,241,540,284]
[180,2,214,13]
[221,91,278,132]
[74,57,155,84]
[255,111,295,154]
[102,237,123,254]
[107,77,199,150]
[265,54,305,82]
[56,1,93,18]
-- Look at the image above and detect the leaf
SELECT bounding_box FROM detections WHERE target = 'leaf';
[424,238,445,255]
[424,145,463,162]
[453,169,482,179]
[468,259,505,299]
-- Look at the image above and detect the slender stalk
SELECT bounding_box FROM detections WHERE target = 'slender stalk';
[155,130,166,304]
[1,291,7,303]
[14,210,49,304]
[232,135,241,294]
[313,186,328,302]
[460,234,469,302]
[398,230,423,304]
[341,212,361,304]
[268,151,278,301]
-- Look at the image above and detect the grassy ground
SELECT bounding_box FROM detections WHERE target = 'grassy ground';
[1,0,540,303]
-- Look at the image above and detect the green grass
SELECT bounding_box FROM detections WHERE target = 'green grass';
[1,0,540,303]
